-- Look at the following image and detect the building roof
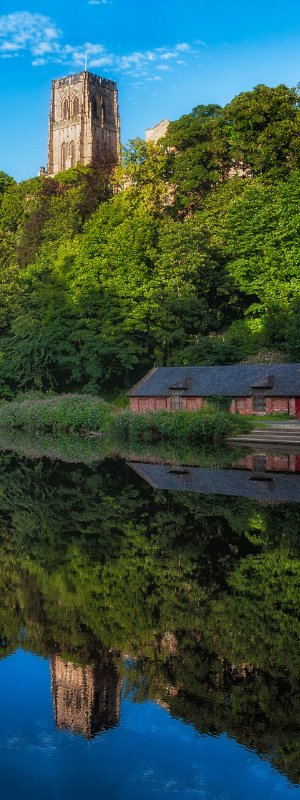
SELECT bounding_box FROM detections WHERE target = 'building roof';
[128,365,300,398]
[128,462,300,503]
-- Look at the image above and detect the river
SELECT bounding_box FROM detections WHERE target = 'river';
[0,438,300,799]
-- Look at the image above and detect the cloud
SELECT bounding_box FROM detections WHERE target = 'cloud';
[0,12,200,76]
[0,12,61,59]
[176,43,190,51]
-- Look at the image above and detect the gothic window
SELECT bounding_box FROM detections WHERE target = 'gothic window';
[62,99,68,119]
[70,141,75,167]
[73,96,79,116]
[61,142,67,171]
[102,99,106,123]
[252,391,266,413]
[92,97,98,117]
[170,389,183,411]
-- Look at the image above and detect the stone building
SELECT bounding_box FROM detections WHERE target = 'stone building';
[145,119,170,143]
[46,70,120,176]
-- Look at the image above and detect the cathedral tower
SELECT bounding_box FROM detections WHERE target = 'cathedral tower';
[47,70,120,176]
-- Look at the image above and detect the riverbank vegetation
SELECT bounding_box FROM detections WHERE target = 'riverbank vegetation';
[0,392,115,432]
[115,407,250,442]
[0,392,250,443]
[1,84,300,397]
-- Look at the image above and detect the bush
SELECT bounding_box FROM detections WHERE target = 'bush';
[0,392,115,433]
[115,408,249,443]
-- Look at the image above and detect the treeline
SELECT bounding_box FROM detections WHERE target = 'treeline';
[1,83,300,395]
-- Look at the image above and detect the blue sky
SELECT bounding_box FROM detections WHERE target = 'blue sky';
[1,0,300,181]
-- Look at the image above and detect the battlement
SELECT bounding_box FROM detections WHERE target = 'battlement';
[52,71,117,91]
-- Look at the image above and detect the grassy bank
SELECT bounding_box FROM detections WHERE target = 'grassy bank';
[0,393,115,433]
[115,408,251,443]
[0,393,252,443]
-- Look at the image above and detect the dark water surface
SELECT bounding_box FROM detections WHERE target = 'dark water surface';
[1,445,300,798]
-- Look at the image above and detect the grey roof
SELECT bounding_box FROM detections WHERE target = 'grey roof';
[128,365,300,398]
[128,462,300,503]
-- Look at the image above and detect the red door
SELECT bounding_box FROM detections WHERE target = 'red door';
[296,399,300,419]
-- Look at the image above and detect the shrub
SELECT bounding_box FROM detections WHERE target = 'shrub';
[0,392,115,433]
[115,408,248,443]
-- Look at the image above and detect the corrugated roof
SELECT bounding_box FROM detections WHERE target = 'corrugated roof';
[128,365,300,398]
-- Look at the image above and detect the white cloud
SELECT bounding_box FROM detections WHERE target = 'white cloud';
[176,43,190,51]
[0,12,200,77]
[146,76,162,81]
[0,12,62,62]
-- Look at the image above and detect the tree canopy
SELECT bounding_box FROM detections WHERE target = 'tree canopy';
[1,83,300,394]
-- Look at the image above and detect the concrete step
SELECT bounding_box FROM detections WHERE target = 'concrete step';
[228,436,300,445]
[250,431,300,438]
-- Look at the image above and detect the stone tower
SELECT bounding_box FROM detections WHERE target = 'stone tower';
[47,70,120,176]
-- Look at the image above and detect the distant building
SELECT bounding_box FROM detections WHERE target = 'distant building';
[43,70,120,176]
[145,119,170,143]
[50,654,121,739]
[127,365,300,417]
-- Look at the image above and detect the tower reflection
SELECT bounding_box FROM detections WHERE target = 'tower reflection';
[50,654,121,739]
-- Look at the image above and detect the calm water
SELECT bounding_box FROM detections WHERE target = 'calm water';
[0,443,300,799]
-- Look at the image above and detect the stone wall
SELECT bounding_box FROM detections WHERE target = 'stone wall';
[145,119,170,143]
[47,71,120,176]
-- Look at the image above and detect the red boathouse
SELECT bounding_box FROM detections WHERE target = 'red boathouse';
[127,365,300,417]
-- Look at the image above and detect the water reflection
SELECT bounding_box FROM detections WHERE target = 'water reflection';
[51,654,121,738]
[128,454,300,500]
[0,445,299,792]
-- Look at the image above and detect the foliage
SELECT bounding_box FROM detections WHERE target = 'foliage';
[115,408,250,442]
[0,171,15,198]
[239,348,288,364]
[2,84,300,393]
[0,392,115,432]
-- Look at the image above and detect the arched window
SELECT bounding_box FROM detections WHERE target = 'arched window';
[92,97,98,117]
[73,96,79,116]
[61,142,67,171]
[62,99,68,119]
[70,141,75,167]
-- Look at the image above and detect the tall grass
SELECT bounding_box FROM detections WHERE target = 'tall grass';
[115,408,250,443]
[0,392,115,433]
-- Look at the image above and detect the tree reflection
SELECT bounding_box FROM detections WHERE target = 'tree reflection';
[0,452,299,780]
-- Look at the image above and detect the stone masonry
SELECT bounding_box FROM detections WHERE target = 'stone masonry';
[145,119,170,143]
[47,70,120,176]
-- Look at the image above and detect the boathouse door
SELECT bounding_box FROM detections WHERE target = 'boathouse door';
[296,398,300,419]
